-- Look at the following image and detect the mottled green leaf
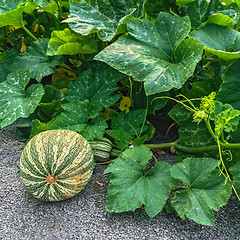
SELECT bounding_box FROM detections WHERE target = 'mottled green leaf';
[64,0,144,41]
[217,60,240,110]
[49,100,108,140]
[95,12,203,95]
[171,157,232,226]
[106,109,147,149]
[105,146,177,218]
[66,66,123,108]
[181,0,239,28]
[47,28,97,56]
[0,70,45,128]
[190,24,240,60]
[0,38,63,82]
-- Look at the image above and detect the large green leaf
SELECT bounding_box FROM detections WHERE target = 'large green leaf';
[217,59,240,110]
[171,157,232,226]
[0,0,37,27]
[47,28,98,56]
[181,0,240,28]
[106,109,147,149]
[190,24,240,60]
[105,146,177,218]
[0,70,45,128]
[95,12,203,95]
[66,66,123,108]
[0,38,63,82]
[63,0,145,41]
[48,100,108,140]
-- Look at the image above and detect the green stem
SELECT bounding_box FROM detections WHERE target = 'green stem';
[205,118,218,143]
[235,16,240,31]
[144,140,219,153]
[22,25,37,41]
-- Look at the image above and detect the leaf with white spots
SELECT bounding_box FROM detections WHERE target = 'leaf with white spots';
[181,0,240,28]
[105,146,177,218]
[48,100,108,140]
[95,12,203,95]
[0,69,45,128]
[63,0,145,41]
[171,157,232,226]
[0,38,63,82]
[66,65,123,108]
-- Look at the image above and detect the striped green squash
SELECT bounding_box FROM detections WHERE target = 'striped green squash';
[18,129,94,202]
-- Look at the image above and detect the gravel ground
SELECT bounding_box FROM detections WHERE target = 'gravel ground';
[0,124,240,240]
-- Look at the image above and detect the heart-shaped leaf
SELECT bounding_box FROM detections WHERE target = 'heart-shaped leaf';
[49,100,108,140]
[66,65,123,108]
[171,157,232,226]
[0,38,63,82]
[95,12,203,95]
[105,146,177,218]
[0,69,45,128]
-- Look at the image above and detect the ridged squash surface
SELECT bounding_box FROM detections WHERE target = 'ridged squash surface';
[18,129,94,201]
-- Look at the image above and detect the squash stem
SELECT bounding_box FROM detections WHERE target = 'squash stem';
[22,25,38,41]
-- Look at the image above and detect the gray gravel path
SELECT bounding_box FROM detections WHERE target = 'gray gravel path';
[0,125,240,240]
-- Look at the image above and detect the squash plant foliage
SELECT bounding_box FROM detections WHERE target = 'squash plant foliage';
[1,0,240,226]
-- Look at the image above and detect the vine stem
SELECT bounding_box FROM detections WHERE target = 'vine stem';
[22,25,38,41]
[144,140,219,153]
[235,17,240,31]
[20,16,37,41]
